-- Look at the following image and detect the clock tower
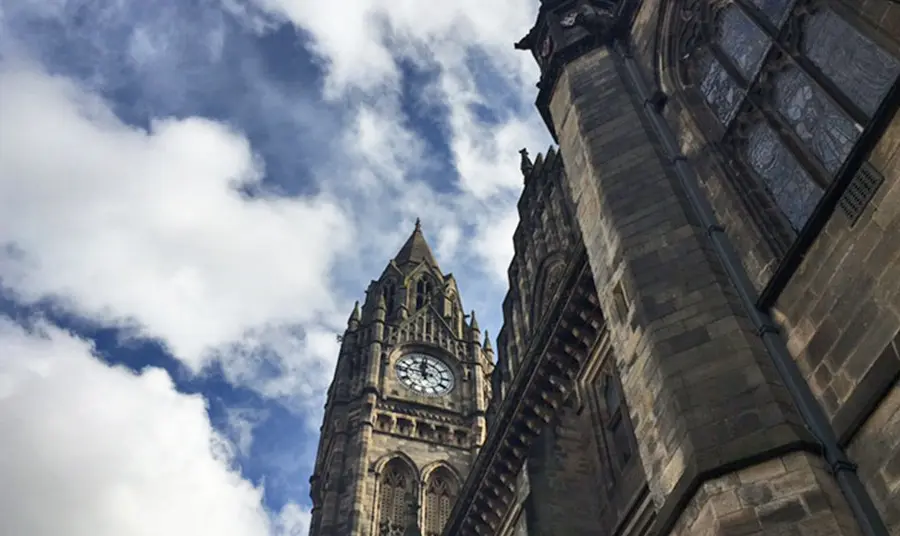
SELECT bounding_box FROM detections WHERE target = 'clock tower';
[308,220,494,536]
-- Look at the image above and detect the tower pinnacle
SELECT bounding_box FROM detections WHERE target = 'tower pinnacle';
[392,219,439,268]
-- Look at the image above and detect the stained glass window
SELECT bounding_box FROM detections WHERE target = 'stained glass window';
[773,67,861,174]
[749,0,794,28]
[680,1,898,238]
[803,9,900,116]
[700,53,745,125]
[745,123,824,230]
[717,5,771,81]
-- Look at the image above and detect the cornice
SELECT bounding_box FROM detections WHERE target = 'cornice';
[513,0,640,141]
[442,246,607,535]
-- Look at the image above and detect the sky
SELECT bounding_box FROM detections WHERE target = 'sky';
[0,0,550,534]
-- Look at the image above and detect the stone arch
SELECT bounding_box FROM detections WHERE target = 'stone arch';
[372,451,419,477]
[373,455,418,536]
[530,252,566,326]
[419,460,463,483]
[657,0,900,248]
[421,463,461,536]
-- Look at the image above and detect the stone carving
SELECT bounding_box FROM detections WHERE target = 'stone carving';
[559,0,618,33]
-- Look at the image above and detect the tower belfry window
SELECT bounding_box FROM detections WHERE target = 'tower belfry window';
[383,283,396,315]
[424,466,459,536]
[416,278,433,310]
[377,459,414,536]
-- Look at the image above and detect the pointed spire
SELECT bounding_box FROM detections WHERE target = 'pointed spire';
[393,219,439,268]
[519,148,533,177]
[470,310,480,332]
[348,301,360,329]
[483,330,493,352]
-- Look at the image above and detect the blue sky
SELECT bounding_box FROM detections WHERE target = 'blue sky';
[0,0,548,534]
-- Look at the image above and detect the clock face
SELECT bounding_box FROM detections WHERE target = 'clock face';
[394,353,455,396]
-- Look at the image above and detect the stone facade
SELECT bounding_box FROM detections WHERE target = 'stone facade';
[311,0,900,534]
[308,222,492,536]
[442,0,900,535]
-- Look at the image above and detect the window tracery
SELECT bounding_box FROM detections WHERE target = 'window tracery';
[423,466,459,536]
[383,282,396,316]
[377,459,415,536]
[675,0,899,238]
[415,278,433,310]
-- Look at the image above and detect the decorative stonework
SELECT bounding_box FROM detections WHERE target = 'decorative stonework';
[444,251,607,535]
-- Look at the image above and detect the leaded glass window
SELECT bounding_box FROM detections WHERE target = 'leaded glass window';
[378,459,414,536]
[424,467,459,536]
[699,52,745,124]
[679,0,899,235]
[749,0,794,27]
[717,5,771,80]
[772,66,861,173]
[803,9,900,116]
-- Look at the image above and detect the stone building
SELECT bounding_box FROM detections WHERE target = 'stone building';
[307,221,494,536]
[311,0,900,534]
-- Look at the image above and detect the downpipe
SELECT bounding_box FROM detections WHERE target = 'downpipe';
[613,41,889,536]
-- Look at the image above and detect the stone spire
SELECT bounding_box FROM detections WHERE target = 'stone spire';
[348,301,360,330]
[392,218,439,268]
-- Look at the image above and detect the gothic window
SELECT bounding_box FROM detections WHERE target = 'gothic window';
[383,282,396,315]
[415,278,433,310]
[423,466,459,536]
[377,458,415,536]
[678,0,899,237]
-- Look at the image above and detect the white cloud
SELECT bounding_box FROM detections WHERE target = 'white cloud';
[0,316,310,536]
[0,62,352,375]
[244,0,548,287]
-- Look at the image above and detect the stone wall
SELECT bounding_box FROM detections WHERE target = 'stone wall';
[548,40,864,534]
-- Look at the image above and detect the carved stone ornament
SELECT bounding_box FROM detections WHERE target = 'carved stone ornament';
[540,35,554,59]
[677,0,710,61]
[559,0,618,33]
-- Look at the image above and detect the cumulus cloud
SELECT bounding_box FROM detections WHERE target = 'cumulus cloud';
[246,0,548,276]
[0,62,352,374]
[0,316,310,536]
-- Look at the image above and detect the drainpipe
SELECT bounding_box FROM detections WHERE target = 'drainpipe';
[613,40,890,536]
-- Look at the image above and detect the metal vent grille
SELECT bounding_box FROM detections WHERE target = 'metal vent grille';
[839,161,885,226]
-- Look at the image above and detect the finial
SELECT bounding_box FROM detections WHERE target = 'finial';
[470,310,480,332]
[519,148,533,176]
[483,330,493,352]
[414,217,422,231]
[349,301,360,322]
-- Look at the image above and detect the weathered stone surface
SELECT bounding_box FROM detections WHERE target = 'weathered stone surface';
[551,45,814,515]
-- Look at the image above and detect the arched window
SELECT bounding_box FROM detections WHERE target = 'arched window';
[675,0,899,238]
[423,466,459,536]
[377,458,415,536]
[415,278,433,310]
[382,282,396,316]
